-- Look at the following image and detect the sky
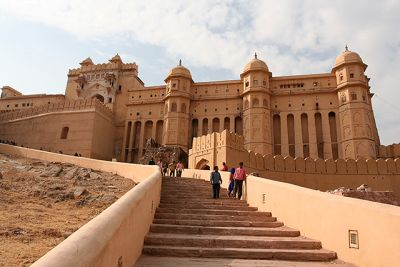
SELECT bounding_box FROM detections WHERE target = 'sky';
[0,0,399,145]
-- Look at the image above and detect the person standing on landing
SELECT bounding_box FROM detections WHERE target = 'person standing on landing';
[169,161,176,177]
[176,161,184,177]
[228,167,235,197]
[233,162,246,200]
[220,162,228,172]
[210,166,223,199]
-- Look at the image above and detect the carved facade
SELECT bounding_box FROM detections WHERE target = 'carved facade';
[0,48,383,161]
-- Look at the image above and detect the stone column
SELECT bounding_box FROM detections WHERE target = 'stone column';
[321,110,333,159]
[122,121,130,162]
[138,120,145,157]
[294,113,303,158]
[308,112,318,159]
[152,120,157,140]
[230,116,235,133]
[280,112,289,156]
[220,116,225,133]
[198,118,203,137]
[127,121,135,163]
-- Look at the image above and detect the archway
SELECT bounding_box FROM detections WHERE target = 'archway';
[195,158,209,170]
[93,94,105,103]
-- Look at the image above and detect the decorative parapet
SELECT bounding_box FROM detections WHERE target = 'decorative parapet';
[189,130,400,174]
[378,143,400,159]
[68,62,138,76]
[0,98,113,122]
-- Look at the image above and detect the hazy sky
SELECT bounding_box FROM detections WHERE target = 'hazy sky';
[0,1,399,145]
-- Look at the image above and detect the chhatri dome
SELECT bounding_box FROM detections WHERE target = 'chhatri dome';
[165,59,192,81]
[242,53,270,75]
[333,46,367,70]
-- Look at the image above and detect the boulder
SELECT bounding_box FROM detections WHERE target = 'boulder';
[73,186,88,199]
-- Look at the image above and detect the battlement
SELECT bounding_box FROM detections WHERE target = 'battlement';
[0,98,113,122]
[378,143,400,159]
[68,62,138,76]
[190,130,245,154]
[189,130,400,175]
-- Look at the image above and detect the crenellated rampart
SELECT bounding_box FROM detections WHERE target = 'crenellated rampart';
[189,130,400,194]
[68,62,138,75]
[190,130,400,174]
[378,143,400,159]
[0,98,113,122]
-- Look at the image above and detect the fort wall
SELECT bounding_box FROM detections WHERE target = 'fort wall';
[189,130,400,194]
[183,168,400,267]
[0,144,161,267]
[0,99,114,160]
[378,143,400,159]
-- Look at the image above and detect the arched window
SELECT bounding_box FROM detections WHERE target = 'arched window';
[181,103,187,113]
[164,103,168,114]
[93,94,104,103]
[263,99,268,107]
[171,102,177,112]
[60,127,69,139]
[252,98,259,107]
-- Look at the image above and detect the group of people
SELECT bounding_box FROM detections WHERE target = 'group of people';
[148,157,184,177]
[210,161,246,200]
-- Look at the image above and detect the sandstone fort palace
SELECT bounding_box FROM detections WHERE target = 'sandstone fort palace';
[1,47,397,164]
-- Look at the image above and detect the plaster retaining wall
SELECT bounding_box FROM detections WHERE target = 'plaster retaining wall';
[184,168,400,267]
[0,144,162,267]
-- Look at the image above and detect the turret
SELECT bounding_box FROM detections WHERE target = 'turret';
[332,46,378,159]
[163,60,193,151]
[240,53,273,155]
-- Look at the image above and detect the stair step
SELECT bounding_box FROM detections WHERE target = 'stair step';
[150,224,300,237]
[160,199,249,206]
[145,233,321,249]
[153,219,284,227]
[154,213,276,222]
[156,208,270,217]
[135,256,352,267]
[140,176,341,264]
[158,203,258,211]
[142,246,337,261]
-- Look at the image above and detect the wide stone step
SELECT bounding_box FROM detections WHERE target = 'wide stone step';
[153,219,284,227]
[135,255,353,267]
[156,208,271,217]
[142,246,337,261]
[162,181,219,185]
[161,188,228,193]
[154,213,277,222]
[144,233,321,249]
[160,199,249,206]
[161,194,233,200]
[158,203,258,211]
[149,224,300,237]
[161,190,230,196]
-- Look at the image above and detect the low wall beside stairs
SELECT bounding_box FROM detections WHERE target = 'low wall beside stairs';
[0,144,162,267]
[183,169,400,267]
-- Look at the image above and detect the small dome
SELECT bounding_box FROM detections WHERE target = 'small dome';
[242,53,269,76]
[80,57,94,66]
[109,54,123,64]
[165,60,192,81]
[333,47,366,70]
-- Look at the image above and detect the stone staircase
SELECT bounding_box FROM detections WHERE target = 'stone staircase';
[136,177,349,266]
